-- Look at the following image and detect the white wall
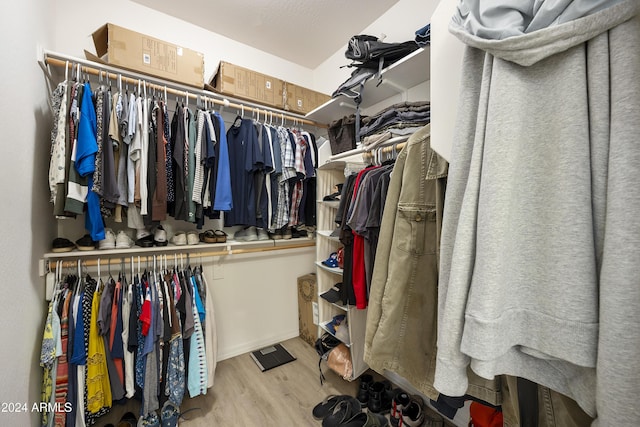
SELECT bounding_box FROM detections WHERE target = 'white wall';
[52,0,315,88]
[0,0,54,425]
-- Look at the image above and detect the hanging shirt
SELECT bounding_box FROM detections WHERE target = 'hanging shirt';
[213,112,232,212]
[187,275,208,397]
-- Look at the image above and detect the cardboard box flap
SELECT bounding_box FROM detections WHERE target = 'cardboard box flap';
[84,49,106,65]
[91,23,109,59]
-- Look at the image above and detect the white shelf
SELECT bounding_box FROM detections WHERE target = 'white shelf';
[317,230,341,242]
[306,47,430,125]
[320,321,351,347]
[315,261,343,275]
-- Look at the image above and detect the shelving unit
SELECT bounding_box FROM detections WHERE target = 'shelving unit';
[309,45,432,382]
[306,47,430,125]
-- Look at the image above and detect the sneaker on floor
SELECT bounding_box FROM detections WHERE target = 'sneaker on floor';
[170,231,187,246]
[98,229,116,250]
[115,230,134,249]
[256,228,270,241]
[400,396,431,427]
[154,225,168,246]
[235,226,258,242]
[390,391,411,427]
[75,234,96,251]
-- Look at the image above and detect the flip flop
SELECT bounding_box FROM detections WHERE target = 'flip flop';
[201,230,217,243]
[312,395,351,420]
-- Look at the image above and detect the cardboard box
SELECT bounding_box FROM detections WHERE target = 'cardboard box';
[284,82,331,115]
[85,23,204,88]
[297,273,318,348]
[206,61,284,109]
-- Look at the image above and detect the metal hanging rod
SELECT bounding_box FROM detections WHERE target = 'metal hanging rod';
[41,50,326,129]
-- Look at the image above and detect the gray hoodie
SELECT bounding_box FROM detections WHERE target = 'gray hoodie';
[435,1,640,426]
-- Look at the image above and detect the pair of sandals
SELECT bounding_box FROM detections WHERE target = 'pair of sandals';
[200,229,227,244]
[313,395,388,427]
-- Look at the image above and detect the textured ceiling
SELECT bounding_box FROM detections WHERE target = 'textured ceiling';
[131,0,400,68]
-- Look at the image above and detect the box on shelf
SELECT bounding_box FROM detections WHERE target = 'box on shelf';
[85,23,204,88]
[283,82,331,115]
[297,273,318,348]
[206,61,284,109]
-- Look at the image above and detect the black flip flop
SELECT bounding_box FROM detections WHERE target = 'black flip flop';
[312,395,351,420]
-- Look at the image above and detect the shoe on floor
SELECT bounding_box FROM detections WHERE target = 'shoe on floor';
[399,396,434,427]
[356,374,374,408]
[52,237,75,253]
[99,229,116,250]
[115,230,134,249]
[171,231,187,246]
[341,411,389,427]
[186,231,200,245]
[256,228,270,241]
[390,391,410,427]
[235,226,258,242]
[154,225,168,246]
[75,234,96,251]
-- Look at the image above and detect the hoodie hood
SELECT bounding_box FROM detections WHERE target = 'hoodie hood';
[449,0,640,66]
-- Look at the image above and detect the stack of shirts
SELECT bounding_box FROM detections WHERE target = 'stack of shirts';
[359,101,430,147]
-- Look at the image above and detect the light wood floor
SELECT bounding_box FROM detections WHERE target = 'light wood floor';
[98,337,360,426]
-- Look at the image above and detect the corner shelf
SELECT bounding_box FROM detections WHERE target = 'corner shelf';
[305,47,430,125]
[317,230,341,242]
[319,321,351,347]
[315,261,344,275]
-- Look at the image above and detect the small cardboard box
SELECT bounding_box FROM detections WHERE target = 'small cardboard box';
[284,82,331,115]
[85,23,204,88]
[206,61,284,109]
[297,273,318,348]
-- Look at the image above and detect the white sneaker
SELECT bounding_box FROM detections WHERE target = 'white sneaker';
[136,228,151,240]
[115,230,134,249]
[234,226,258,242]
[154,225,168,246]
[99,228,116,250]
[186,231,200,245]
[171,231,187,246]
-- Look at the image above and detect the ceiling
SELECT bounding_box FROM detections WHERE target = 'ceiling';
[131,0,400,68]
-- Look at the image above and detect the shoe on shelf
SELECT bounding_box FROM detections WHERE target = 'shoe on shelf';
[52,237,75,253]
[136,228,151,240]
[98,229,116,250]
[390,391,410,427]
[171,231,187,246]
[154,225,168,246]
[201,230,217,243]
[356,374,374,408]
[270,229,283,240]
[282,227,292,240]
[75,234,96,251]
[214,230,228,243]
[256,228,270,241]
[322,252,340,268]
[234,226,258,242]
[115,230,134,249]
[135,234,154,248]
[186,231,200,245]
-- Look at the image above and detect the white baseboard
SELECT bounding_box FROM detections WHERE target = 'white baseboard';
[217,329,301,361]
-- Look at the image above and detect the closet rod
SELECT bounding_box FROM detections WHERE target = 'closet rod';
[46,241,315,271]
[41,50,326,129]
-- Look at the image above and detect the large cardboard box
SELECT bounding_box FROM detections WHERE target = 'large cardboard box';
[206,61,284,109]
[297,273,318,348]
[284,82,331,115]
[85,23,204,88]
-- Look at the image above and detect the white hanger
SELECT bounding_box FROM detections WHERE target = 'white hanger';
[64,61,69,82]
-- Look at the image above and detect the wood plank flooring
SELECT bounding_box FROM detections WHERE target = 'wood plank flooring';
[98,337,359,426]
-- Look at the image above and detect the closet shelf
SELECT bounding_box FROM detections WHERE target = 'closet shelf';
[316,230,341,242]
[315,261,344,275]
[43,239,315,262]
[306,47,431,125]
[319,322,351,347]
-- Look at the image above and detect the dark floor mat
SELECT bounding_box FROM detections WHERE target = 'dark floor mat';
[250,343,296,372]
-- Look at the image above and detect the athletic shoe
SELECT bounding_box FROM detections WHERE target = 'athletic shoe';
[170,231,187,246]
[400,396,431,427]
[186,231,200,245]
[98,229,116,250]
[154,225,168,246]
[256,228,270,241]
[235,226,258,242]
[115,230,134,249]
[390,391,411,427]
[75,234,96,251]
[52,237,75,253]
